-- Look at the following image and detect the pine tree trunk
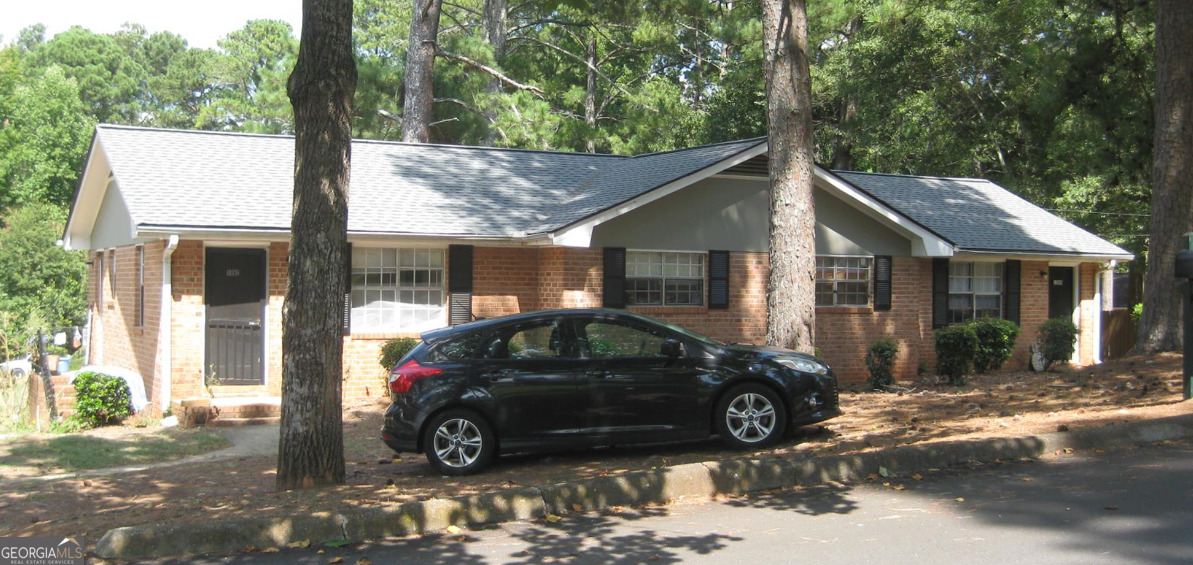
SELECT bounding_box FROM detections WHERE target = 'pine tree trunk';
[762,0,816,354]
[481,0,508,145]
[278,0,356,491]
[402,0,443,143]
[1139,0,1193,353]
[584,36,598,154]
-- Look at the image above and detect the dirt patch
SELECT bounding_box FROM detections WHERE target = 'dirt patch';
[1,353,1188,543]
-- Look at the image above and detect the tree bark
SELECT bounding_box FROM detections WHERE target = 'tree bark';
[584,35,598,154]
[402,0,443,143]
[277,0,356,491]
[1139,0,1193,353]
[762,0,816,354]
[481,0,509,145]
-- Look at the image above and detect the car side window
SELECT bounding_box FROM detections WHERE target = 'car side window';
[482,321,572,359]
[426,334,485,363]
[578,320,670,359]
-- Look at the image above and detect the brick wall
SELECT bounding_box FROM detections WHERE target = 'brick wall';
[81,240,1107,407]
[88,242,167,405]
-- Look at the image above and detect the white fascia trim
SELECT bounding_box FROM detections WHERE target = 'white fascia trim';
[62,143,114,251]
[138,228,550,248]
[547,142,770,248]
[813,167,954,257]
[957,250,1135,263]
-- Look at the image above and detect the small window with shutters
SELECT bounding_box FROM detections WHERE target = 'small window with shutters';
[625,251,705,306]
[815,256,872,307]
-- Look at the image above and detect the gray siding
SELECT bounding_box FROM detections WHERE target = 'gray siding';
[590,176,912,256]
[89,181,138,249]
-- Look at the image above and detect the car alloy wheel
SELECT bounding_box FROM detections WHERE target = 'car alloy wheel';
[716,383,787,449]
[423,409,495,475]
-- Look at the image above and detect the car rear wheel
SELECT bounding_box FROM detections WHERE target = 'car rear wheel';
[715,384,787,449]
[423,409,495,476]
[9,368,26,380]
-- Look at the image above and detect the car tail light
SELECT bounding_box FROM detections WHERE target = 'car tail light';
[388,359,444,394]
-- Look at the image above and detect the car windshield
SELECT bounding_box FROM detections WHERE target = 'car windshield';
[629,312,726,347]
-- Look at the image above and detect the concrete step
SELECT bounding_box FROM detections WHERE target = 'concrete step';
[208,416,281,428]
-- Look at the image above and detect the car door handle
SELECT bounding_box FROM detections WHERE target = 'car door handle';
[483,369,512,382]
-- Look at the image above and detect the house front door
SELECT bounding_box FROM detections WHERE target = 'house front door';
[1048,266,1075,320]
[205,248,267,386]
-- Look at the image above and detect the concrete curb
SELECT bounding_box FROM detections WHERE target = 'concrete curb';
[94,412,1193,560]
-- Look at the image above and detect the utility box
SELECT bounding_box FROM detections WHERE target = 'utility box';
[1179,249,1193,279]
[1179,243,1193,400]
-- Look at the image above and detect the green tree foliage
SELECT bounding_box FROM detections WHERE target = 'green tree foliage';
[0,203,88,346]
[0,65,95,208]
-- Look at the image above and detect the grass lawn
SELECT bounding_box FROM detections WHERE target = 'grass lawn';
[0,427,230,477]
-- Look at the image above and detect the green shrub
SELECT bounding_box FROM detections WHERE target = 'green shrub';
[72,371,131,428]
[1130,303,1143,324]
[379,337,420,371]
[934,325,978,385]
[864,337,899,390]
[967,318,1020,373]
[1038,317,1079,370]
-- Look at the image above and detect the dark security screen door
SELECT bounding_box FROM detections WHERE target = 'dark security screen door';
[205,248,267,385]
[1048,266,1075,321]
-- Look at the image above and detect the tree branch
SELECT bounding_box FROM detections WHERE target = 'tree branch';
[436,49,545,96]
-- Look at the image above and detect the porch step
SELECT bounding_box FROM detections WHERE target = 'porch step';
[208,416,281,427]
[176,396,281,427]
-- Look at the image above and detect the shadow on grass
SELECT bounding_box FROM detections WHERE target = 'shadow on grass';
[0,428,230,474]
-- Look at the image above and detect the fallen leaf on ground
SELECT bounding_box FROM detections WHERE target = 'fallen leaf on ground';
[954,497,965,502]
[324,540,351,548]
[912,473,923,481]
[445,525,462,534]
[328,557,343,564]
[545,513,562,523]
[287,540,311,548]
[356,558,372,565]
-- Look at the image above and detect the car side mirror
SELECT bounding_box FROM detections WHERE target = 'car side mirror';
[660,339,685,358]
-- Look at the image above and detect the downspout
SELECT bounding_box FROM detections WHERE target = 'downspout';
[159,235,179,411]
[1093,266,1103,364]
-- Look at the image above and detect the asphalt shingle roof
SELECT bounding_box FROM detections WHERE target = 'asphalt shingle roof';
[95,125,763,237]
[834,171,1131,257]
[89,125,1128,258]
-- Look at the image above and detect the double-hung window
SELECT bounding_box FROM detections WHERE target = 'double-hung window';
[815,256,871,307]
[948,262,1002,323]
[350,248,445,333]
[625,251,705,306]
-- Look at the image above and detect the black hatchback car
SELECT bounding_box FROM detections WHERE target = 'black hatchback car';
[381,309,841,475]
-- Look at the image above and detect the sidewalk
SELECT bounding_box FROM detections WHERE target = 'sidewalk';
[93,412,1193,560]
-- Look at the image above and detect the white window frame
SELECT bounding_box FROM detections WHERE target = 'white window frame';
[815,255,872,307]
[625,250,705,306]
[350,247,446,333]
[948,261,1003,323]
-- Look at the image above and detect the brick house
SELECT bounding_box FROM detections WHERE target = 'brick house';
[62,125,1132,412]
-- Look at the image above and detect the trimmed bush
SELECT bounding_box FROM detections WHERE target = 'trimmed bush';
[864,337,899,390]
[72,371,131,428]
[1038,317,1079,370]
[968,318,1020,373]
[379,337,420,371]
[934,325,978,385]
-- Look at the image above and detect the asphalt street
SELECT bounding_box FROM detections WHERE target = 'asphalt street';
[152,440,1193,565]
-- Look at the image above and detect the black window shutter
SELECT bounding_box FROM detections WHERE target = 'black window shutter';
[708,250,730,309]
[602,247,626,309]
[342,242,353,336]
[932,258,950,329]
[873,255,892,311]
[448,245,474,325]
[1004,259,1021,325]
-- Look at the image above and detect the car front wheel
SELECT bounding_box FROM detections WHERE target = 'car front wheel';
[423,409,495,476]
[715,384,787,449]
